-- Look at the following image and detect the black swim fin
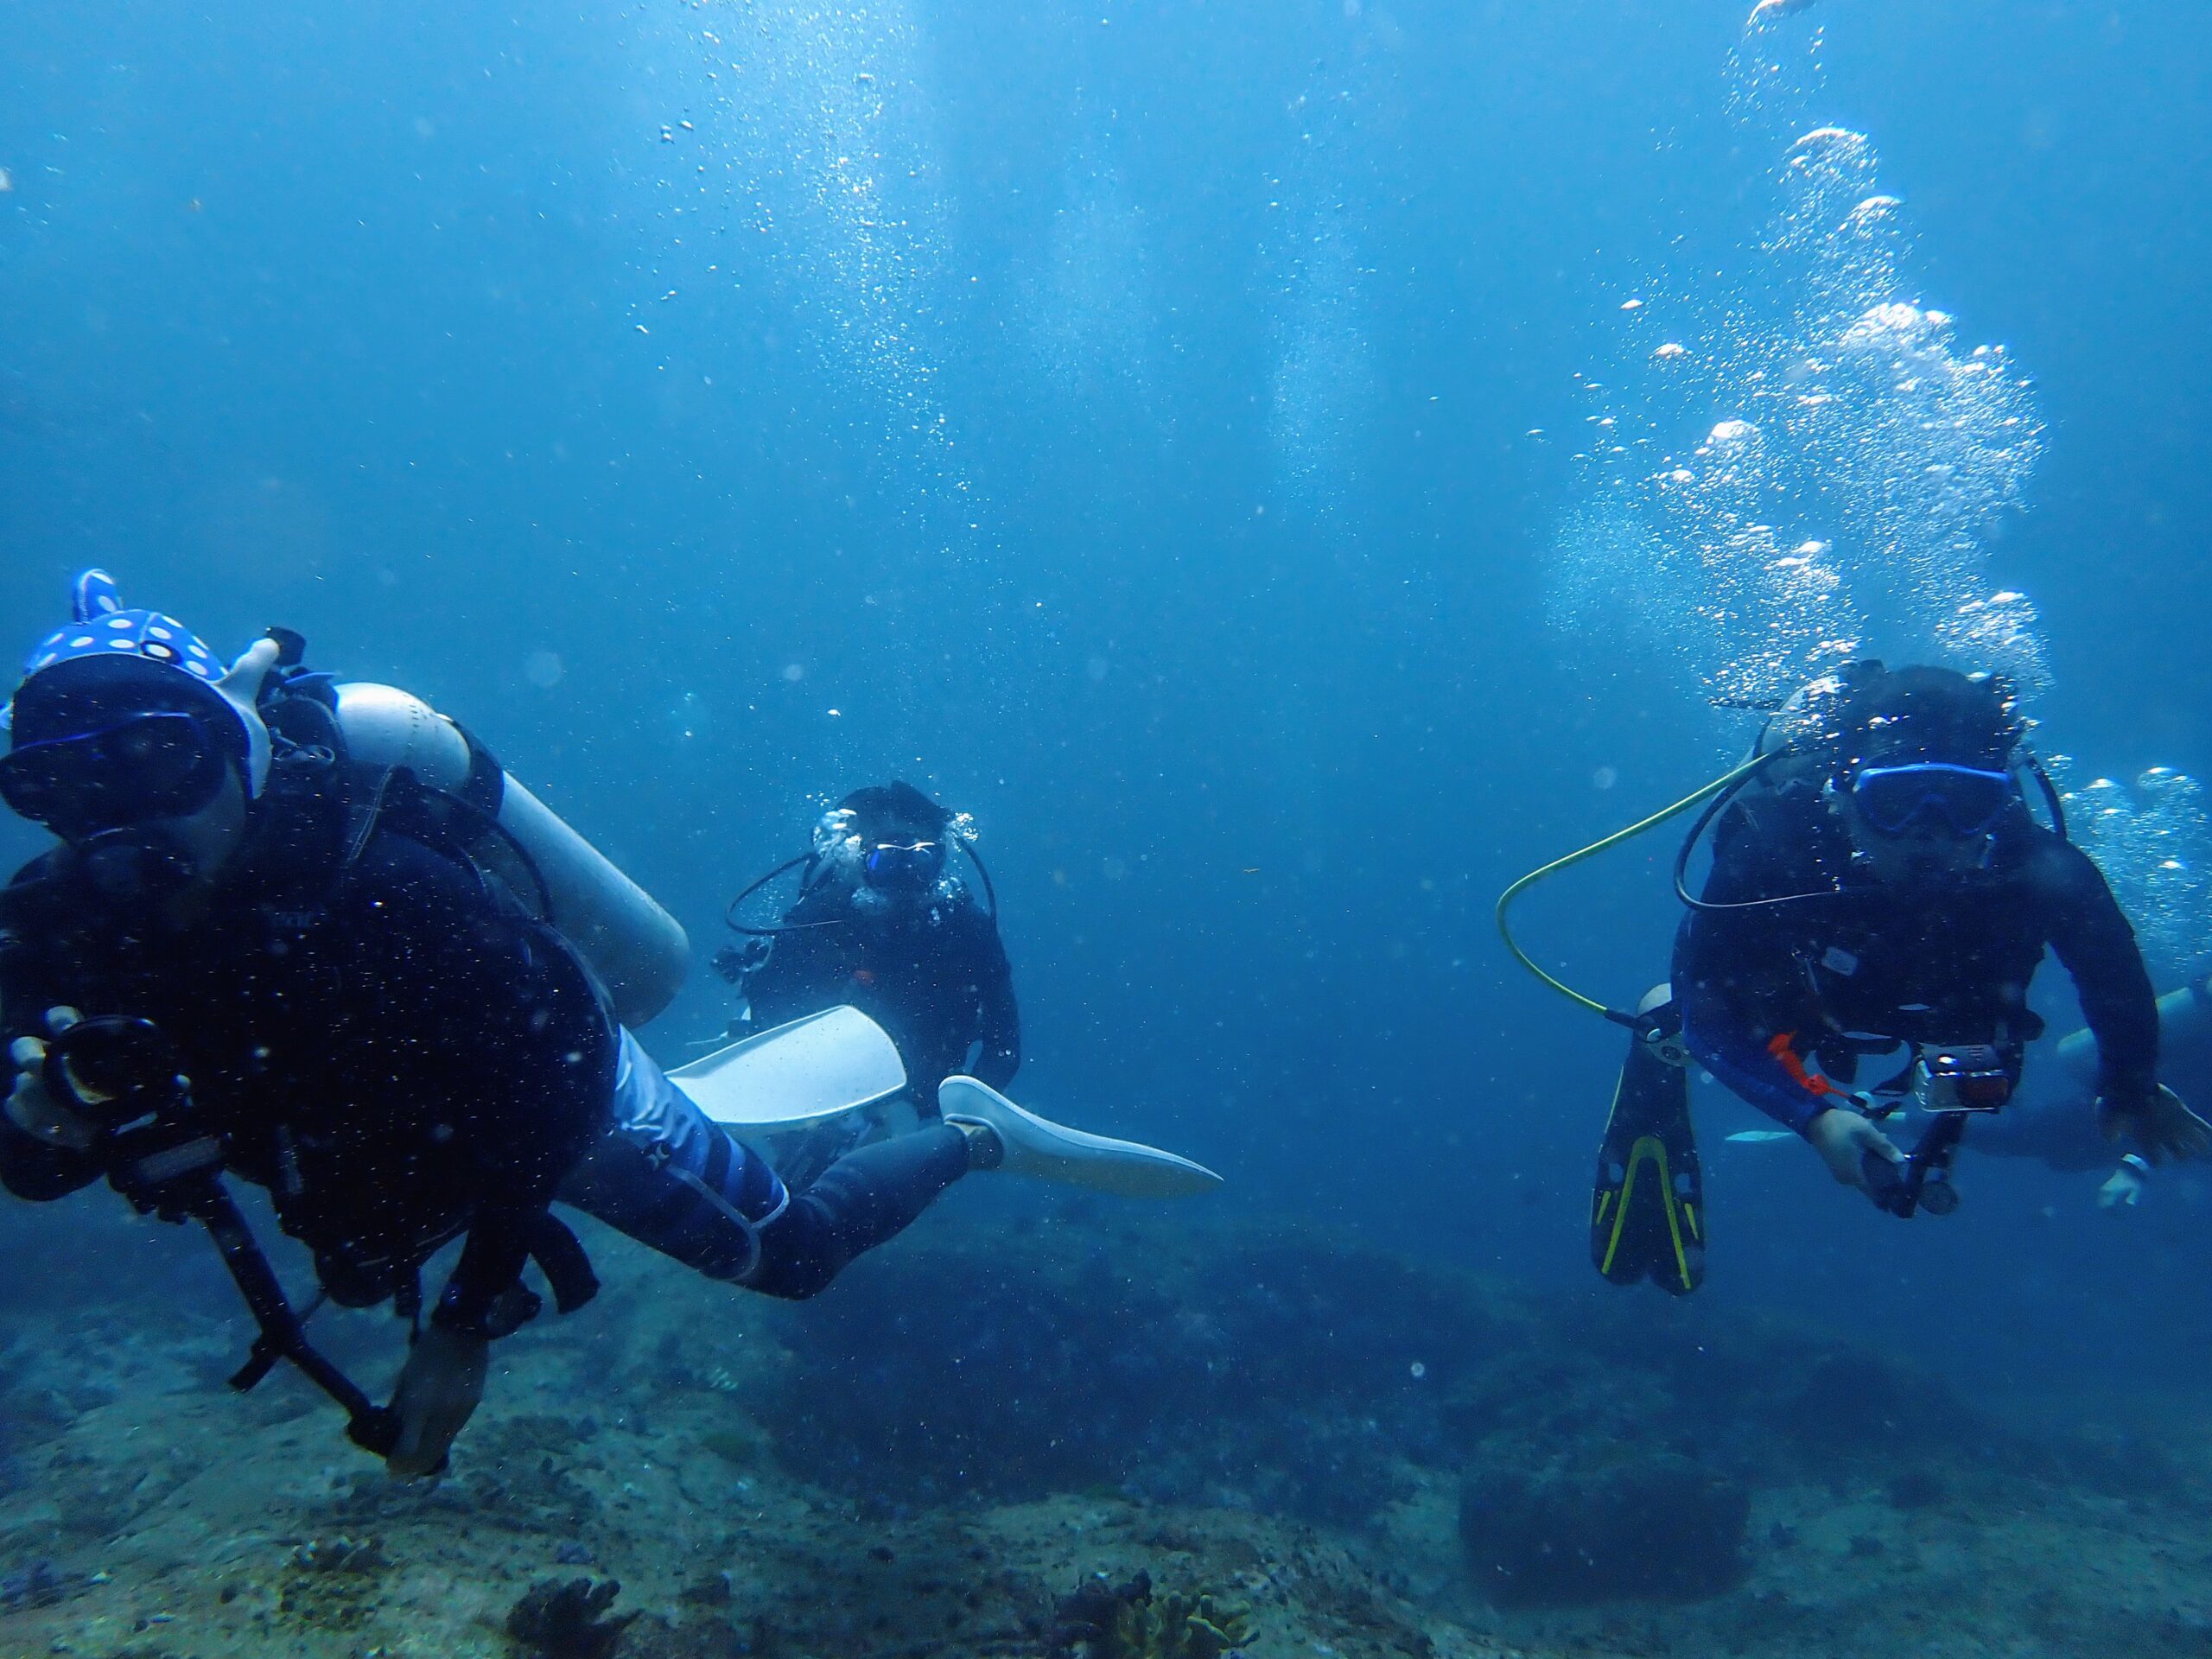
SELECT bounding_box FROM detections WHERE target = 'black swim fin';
[1591,1036,1705,1294]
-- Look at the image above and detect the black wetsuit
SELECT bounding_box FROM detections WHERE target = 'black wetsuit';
[0,826,613,1328]
[1673,787,2158,1135]
[0,805,969,1325]
[741,883,1020,1097]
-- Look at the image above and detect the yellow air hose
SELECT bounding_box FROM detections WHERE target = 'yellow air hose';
[1495,758,1766,1022]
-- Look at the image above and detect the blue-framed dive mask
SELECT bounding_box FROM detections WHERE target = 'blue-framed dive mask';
[0,710,229,843]
[862,838,944,893]
[1850,762,2018,839]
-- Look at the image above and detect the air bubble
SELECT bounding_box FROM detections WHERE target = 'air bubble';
[2064,767,2212,980]
[1548,30,2045,707]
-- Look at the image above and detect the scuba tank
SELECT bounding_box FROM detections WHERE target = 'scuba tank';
[1746,668,1854,776]
[332,683,690,1028]
[2049,977,2212,1096]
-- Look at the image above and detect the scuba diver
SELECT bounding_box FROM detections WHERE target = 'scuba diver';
[0,572,1007,1477]
[706,783,1220,1200]
[717,781,1020,1101]
[1499,660,2209,1294]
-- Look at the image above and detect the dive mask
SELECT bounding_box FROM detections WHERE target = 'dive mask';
[1850,762,2017,839]
[862,838,944,893]
[0,710,229,843]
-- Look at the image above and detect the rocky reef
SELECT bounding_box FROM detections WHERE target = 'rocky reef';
[1,1208,2209,1659]
[1459,1452,1750,1605]
[753,1217,1497,1524]
[505,1576,638,1659]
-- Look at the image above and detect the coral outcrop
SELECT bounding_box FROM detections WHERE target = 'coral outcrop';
[1055,1568,1255,1658]
[506,1576,639,1659]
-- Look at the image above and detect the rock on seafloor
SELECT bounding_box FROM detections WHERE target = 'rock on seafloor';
[3,1210,2212,1658]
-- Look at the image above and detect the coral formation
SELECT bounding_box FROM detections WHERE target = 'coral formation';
[506,1577,639,1659]
[1055,1568,1255,1659]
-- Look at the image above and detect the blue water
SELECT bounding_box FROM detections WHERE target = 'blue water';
[4,0,2211,1628]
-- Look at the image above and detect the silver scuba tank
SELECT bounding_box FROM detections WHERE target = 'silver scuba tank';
[1748,669,1856,772]
[2051,977,2212,1094]
[331,683,690,1028]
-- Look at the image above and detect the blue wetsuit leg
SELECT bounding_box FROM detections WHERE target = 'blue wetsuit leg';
[559,1032,969,1296]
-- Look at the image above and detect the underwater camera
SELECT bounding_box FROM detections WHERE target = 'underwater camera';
[45,1014,404,1454]
[43,1015,190,1129]
[41,1016,229,1210]
[1861,1040,2014,1220]
[1910,1044,2012,1114]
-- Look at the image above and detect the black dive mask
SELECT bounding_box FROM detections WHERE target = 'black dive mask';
[862,838,944,894]
[0,710,228,843]
[1850,762,2017,839]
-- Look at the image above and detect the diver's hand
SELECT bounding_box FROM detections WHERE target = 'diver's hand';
[1807,1107,1903,1190]
[386,1322,490,1479]
[4,1008,97,1152]
[2097,1156,2150,1214]
[2098,1084,2212,1166]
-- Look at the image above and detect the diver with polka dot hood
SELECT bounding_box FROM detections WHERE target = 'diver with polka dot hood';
[0,572,995,1475]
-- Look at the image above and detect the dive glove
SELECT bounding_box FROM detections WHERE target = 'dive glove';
[2098,1084,2212,1165]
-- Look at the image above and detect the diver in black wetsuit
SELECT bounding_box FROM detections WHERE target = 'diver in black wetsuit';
[720,781,1020,1103]
[0,573,1001,1477]
[1673,663,2210,1200]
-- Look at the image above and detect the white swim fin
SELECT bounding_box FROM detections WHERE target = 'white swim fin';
[938,1075,1224,1198]
[669,1007,907,1131]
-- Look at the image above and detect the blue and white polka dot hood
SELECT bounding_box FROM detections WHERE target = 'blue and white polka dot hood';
[8,569,282,796]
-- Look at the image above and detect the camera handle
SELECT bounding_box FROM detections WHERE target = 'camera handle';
[45,1019,402,1457]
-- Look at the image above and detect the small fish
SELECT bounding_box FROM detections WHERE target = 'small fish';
[1726,1129,1797,1145]
[1748,0,1819,25]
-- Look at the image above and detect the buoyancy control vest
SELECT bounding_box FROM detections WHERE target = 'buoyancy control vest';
[70,639,684,1460]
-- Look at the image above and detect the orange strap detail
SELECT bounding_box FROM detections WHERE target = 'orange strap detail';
[1767,1031,1847,1098]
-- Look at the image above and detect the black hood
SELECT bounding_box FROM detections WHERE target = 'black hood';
[1839,664,2024,773]
[838,780,953,840]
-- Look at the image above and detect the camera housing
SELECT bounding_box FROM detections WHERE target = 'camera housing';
[1911,1044,2012,1114]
